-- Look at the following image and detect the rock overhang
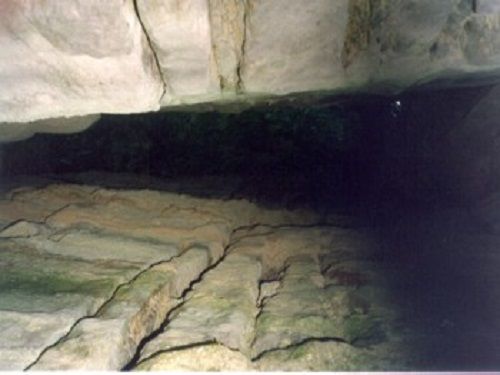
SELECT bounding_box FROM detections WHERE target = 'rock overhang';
[1,0,500,141]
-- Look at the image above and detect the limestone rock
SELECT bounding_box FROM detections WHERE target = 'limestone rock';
[136,0,219,103]
[0,181,484,371]
[251,257,354,358]
[138,253,262,362]
[0,183,322,370]
[363,0,500,86]
[137,343,255,371]
[255,340,413,371]
[0,239,141,370]
[242,0,352,94]
[30,247,213,371]
[1,1,500,138]
[0,220,41,238]
[0,0,163,124]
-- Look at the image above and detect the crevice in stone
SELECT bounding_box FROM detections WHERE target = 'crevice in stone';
[226,221,349,257]
[251,336,348,362]
[24,252,182,371]
[134,338,247,370]
[122,225,276,370]
[232,221,353,236]
[256,265,288,310]
[231,222,324,236]
[122,227,249,370]
[235,0,248,94]
[0,219,41,239]
[206,1,223,93]
[132,0,167,103]
[249,265,288,352]
[122,298,187,370]
[134,339,218,367]
[25,220,338,371]
[41,204,74,224]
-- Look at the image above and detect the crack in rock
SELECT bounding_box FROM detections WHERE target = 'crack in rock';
[208,0,248,94]
[135,341,253,371]
[236,0,248,93]
[0,180,423,371]
[132,0,167,103]
[24,254,179,370]
[124,243,237,370]
[137,339,218,365]
[125,229,268,370]
[251,336,348,362]
[256,265,288,310]
[122,228,244,370]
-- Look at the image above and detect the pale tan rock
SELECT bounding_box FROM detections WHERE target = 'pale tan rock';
[242,0,352,94]
[0,0,163,124]
[0,220,41,238]
[30,247,213,371]
[1,0,500,139]
[138,253,262,361]
[0,182,434,371]
[208,0,247,93]
[136,0,219,103]
[0,238,141,370]
[137,343,255,371]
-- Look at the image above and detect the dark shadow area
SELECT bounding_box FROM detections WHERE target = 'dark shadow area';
[0,86,490,213]
[1,84,499,370]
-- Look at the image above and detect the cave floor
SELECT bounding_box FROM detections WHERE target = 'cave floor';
[0,174,499,371]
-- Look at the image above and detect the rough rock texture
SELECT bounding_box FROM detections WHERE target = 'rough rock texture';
[0,0,163,124]
[0,181,411,371]
[135,0,218,103]
[0,182,321,370]
[1,0,500,138]
[136,225,413,371]
[138,253,261,361]
[137,343,254,371]
[0,178,499,370]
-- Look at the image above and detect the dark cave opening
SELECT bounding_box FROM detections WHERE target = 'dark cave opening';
[1,85,491,217]
[1,84,500,370]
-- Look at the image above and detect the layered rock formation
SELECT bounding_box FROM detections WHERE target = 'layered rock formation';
[1,177,499,370]
[0,182,410,371]
[1,0,500,139]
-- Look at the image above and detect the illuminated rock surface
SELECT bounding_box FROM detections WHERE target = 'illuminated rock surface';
[2,0,500,139]
[0,181,409,371]
[0,177,499,370]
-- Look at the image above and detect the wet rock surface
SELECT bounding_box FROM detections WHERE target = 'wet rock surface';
[0,179,498,370]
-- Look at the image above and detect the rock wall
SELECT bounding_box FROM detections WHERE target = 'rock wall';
[1,0,500,139]
[0,0,163,124]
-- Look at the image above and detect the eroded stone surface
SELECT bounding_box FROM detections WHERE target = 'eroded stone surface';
[137,343,255,371]
[138,253,262,364]
[0,0,163,124]
[1,180,495,371]
[2,1,500,139]
[0,182,324,370]
[29,247,213,371]
[0,239,141,370]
